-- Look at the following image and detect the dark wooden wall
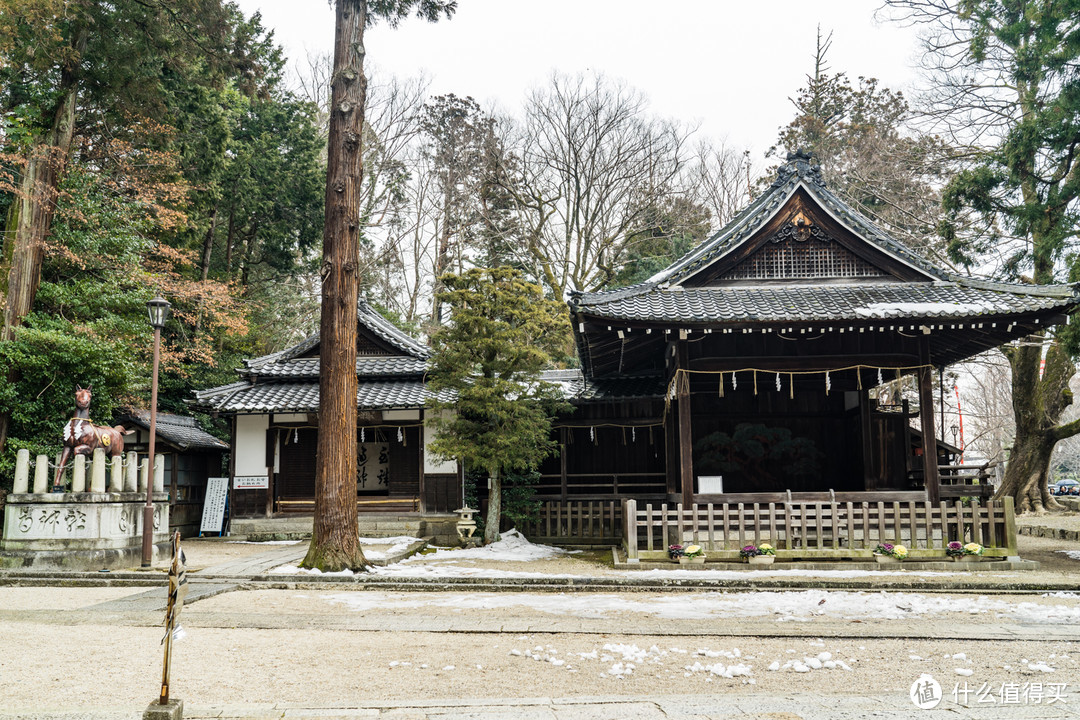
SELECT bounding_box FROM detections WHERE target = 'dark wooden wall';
[424,473,461,513]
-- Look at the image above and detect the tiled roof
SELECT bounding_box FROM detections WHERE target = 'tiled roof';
[247,356,426,380]
[540,369,665,400]
[243,298,428,374]
[193,369,662,414]
[571,280,1077,325]
[643,150,946,287]
[117,411,229,451]
[193,380,440,413]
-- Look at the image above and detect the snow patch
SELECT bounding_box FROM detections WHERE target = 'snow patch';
[854,301,994,318]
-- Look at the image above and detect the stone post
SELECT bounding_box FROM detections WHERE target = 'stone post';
[110,455,124,492]
[125,452,138,492]
[139,458,149,493]
[90,449,107,493]
[72,455,87,493]
[33,455,49,493]
[13,448,30,493]
[153,454,165,493]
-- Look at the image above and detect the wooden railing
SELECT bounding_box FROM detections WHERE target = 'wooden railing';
[938,463,997,499]
[518,499,624,545]
[622,495,1017,562]
[536,472,666,497]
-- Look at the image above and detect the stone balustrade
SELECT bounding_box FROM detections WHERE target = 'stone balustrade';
[2,448,170,568]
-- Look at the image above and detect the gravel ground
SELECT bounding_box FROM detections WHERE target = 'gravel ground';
[2,620,1078,709]
[3,527,1080,713]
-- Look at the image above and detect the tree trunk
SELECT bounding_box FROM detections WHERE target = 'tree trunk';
[224,207,235,276]
[200,206,218,282]
[484,467,501,545]
[995,337,1070,514]
[302,0,368,571]
[0,26,85,455]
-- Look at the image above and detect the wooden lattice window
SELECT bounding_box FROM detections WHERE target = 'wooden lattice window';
[720,228,887,281]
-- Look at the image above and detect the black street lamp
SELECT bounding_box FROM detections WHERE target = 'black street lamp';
[142,296,170,567]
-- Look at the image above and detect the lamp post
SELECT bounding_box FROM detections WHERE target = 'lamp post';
[142,296,170,567]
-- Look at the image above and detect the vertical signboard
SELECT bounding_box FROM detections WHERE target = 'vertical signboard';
[200,477,229,535]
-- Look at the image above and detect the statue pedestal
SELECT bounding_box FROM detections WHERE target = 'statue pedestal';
[1,492,170,570]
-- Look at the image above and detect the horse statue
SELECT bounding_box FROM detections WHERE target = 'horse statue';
[54,385,133,492]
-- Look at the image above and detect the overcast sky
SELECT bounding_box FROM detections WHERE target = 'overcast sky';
[232,0,923,157]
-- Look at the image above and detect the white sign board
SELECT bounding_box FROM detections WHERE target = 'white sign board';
[233,475,269,489]
[200,477,229,535]
[358,443,390,490]
[698,475,724,494]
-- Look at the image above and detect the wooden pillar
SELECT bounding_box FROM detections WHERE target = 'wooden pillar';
[918,338,941,504]
[417,423,427,514]
[860,386,875,490]
[676,340,694,507]
[559,427,568,501]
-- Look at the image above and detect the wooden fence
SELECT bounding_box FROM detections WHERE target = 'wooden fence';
[622,494,1017,562]
[519,499,623,545]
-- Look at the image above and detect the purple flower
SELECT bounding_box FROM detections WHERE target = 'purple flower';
[947,541,963,550]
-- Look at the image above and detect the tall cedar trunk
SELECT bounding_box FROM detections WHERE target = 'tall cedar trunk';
[484,467,501,544]
[302,0,367,571]
[996,338,1069,514]
[0,27,85,455]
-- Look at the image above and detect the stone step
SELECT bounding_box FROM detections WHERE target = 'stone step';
[229,514,456,541]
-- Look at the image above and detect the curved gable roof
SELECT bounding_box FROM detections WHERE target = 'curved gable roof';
[244,298,429,376]
[647,150,945,288]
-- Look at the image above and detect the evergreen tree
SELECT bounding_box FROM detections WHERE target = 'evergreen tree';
[426,268,571,544]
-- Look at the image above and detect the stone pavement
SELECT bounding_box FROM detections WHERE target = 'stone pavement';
[6,692,1080,720]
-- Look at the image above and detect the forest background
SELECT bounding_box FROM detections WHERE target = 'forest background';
[1,0,1078,509]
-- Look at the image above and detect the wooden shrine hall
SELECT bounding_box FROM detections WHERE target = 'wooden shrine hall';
[557,150,1080,517]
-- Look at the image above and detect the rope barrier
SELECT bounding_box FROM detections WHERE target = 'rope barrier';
[663,363,935,413]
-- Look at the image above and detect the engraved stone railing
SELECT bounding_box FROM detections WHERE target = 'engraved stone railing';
[2,448,170,560]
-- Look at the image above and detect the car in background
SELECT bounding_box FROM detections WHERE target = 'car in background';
[1052,478,1080,496]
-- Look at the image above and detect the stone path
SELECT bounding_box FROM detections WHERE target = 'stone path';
[194,544,307,578]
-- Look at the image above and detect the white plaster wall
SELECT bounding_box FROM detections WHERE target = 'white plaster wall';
[424,413,458,474]
[234,415,269,476]
[384,409,421,421]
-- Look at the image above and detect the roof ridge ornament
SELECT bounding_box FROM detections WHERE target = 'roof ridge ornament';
[771,148,825,189]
